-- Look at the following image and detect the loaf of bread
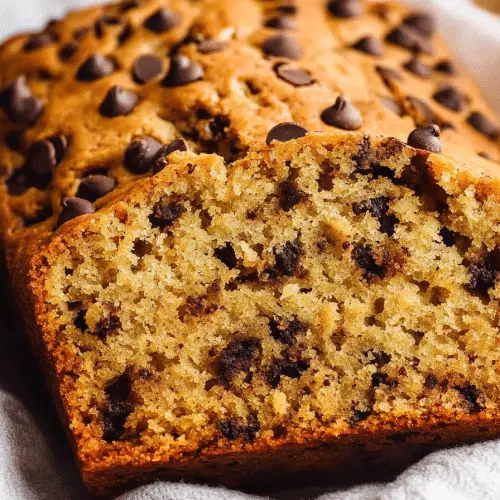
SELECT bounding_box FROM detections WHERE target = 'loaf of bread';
[1,0,500,495]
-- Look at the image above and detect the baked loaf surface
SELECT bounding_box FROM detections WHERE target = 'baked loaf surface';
[2,0,500,495]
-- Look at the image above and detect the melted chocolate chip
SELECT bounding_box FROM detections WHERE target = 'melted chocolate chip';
[407,124,442,153]
[162,55,204,87]
[214,243,237,269]
[217,338,262,386]
[371,371,396,388]
[124,136,162,174]
[152,139,188,174]
[93,315,121,341]
[144,8,180,33]
[433,85,467,112]
[352,244,388,280]
[102,373,132,442]
[266,122,307,144]
[403,12,436,37]
[386,25,433,54]
[454,384,482,412]
[350,409,372,425]
[435,60,457,75]
[352,36,384,57]
[439,227,457,247]
[23,33,55,52]
[273,239,302,276]
[264,16,297,30]
[76,175,116,202]
[132,55,163,83]
[366,350,392,368]
[217,418,260,442]
[275,63,314,86]
[404,57,432,78]
[57,197,96,227]
[149,199,186,229]
[77,54,115,81]
[468,252,500,295]
[327,0,362,18]
[467,112,499,140]
[269,317,306,345]
[279,180,306,211]
[321,96,363,130]
[99,86,138,117]
[0,76,44,126]
[425,374,438,389]
[266,356,309,388]
[74,309,88,331]
[352,196,398,236]
[198,39,227,54]
[262,34,302,59]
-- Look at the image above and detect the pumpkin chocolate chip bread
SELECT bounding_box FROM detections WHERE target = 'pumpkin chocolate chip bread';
[2,0,500,496]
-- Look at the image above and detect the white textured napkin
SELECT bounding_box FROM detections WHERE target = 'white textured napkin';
[1,1,500,499]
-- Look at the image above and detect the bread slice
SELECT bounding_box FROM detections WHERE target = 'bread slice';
[9,131,500,494]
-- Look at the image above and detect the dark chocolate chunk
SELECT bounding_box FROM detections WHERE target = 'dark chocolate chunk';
[144,8,180,33]
[217,418,260,442]
[439,227,457,247]
[407,124,442,153]
[77,54,115,81]
[406,96,435,125]
[467,112,499,140]
[217,338,262,386]
[266,122,307,144]
[149,199,186,229]
[468,252,500,295]
[74,309,88,331]
[269,317,306,345]
[162,55,204,87]
[0,76,44,126]
[93,315,121,341]
[198,39,227,54]
[99,86,138,117]
[264,16,297,30]
[425,374,438,389]
[403,12,436,37]
[454,384,483,412]
[24,140,57,187]
[57,197,96,227]
[279,180,306,211]
[266,356,309,388]
[76,175,116,202]
[352,36,384,57]
[275,63,314,86]
[386,25,433,54]
[59,41,79,61]
[433,85,467,112]
[353,196,398,236]
[327,0,362,18]
[321,96,363,130]
[434,60,457,75]
[352,244,388,280]
[132,55,163,83]
[371,371,395,388]
[262,34,302,59]
[404,57,432,78]
[214,243,237,269]
[273,239,302,277]
[152,139,188,174]
[102,373,132,443]
[124,136,162,174]
[23,33,55,52]
[380,96,404,116]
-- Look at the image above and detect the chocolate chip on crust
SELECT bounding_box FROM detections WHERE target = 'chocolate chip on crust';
[99,86,138,117]
[132,55,163,83]
[57,197,96,227]
[162,55,204,87]
[403,12,436,37]
[0,76,44,126]
[275,63,314,86]
[386,25,433,54]
[321,96,363,130]
[262,34,302,59]
[144,8,180,33]
[352,36,384,57]
[152,139,188,174]
[266,122,308,144]
[124,136,162,174]
[77,54,115,81]
[467,112,499,140]
[433,85,467,112]
[327,0,362,18]
[407,124,442,154]
[76,175,116,202]
[264,16,297,30]
[23,33,55,52]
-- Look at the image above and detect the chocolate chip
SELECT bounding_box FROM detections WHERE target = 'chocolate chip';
[262,34,302,59]
[76,175,116,202]
[149,199,186,229]
[102,373,132,442]
[352,36,384,56]
[433,85,467,112]
[59,41,79,61]
[217,419,260,442]
[144,8,180,33]
[435,60,457,75]
[274,239,302,277]
[23,33,55,51]
[439,227,457,247]
[120,0,140,11]
[350,409,372,425]
[371,371,395,388]
[454,384,482,412]
[152,139,188,174]
[124,136,162,174]
[404,57,432,78]
[269,317,306,345]
[264,16,297,30]
[407,124,442,153]
[5,130,24,151]
[380,96,404,116]
[352,244,388,280]
[279,180,306,211]
[99,86,138,117]
[275,63,314,86]
[0,76,44,126]
[94,16,121,39]
[366,350,392,368]
[406,96,435,125]
[198,39,227,54]
[217,338,262,386]
[24,140,57,187]
[467,112,499,140]
[132,54,163,84]
[403,12,436,37]
[468,252,500,295]
[49,135,68,164]
[265,122,308,145]
[77,54,115,81]
[73,27,90,40]
[353,196,398,236]
[425,374,437,389]
[327,0,362,18]
[214,243,237,269]
[321,96,363,130]
[386,25,433,54]
[57,197,96,227]
[93,315,121,341]
[276,3,297,15]
[162,55,204,87]
[478,151,497,162]
[375,65,403,88]
[266,356,309,388]
[118,23,133,45]
[74,309,88,331]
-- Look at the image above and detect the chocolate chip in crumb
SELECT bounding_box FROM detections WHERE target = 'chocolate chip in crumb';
[467,112,499,140]
[403,12,436,37]
[327,0,362,18]
[102,373,132,443]
[23,33,55,52]
[144,8,180,33]
[132,55,163,83]
[273,239,302,277]
[5,130,24,151]
[321,96,363,130]
[439,227,457,247]
[93,315,121,341]
[386,25,433,54]
[198,39,227,54]
[265,16,297,30]
[468,252,500,295]
[365,349,391,368]
[407,124,442,153]
[124,136,162,174]
[352,244,388,280]
[266,356,309,388]
[266,122,307,144]
[149,199,186,229]
[404,57,432,79]
[275,63,314,86]
[454,384,483,412]
[433,85,467,112]
[76,175,116,202]
[279,180,306,211]
[77,54,115,81]
[74,309,88,331]
[352,36,384,57]
[162,55,204,87]
[425,374,437,389]
[269,317,306,345]
[262,34,302,59]
[217,338,262,386]
[217,418,260,442]
[99,86,138,117]
[435,60,457,75]
[214,243,237,269]
[350,409,372,425]
[152,139,188,174]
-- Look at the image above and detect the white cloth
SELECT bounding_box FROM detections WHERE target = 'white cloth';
[1,1,500,499]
